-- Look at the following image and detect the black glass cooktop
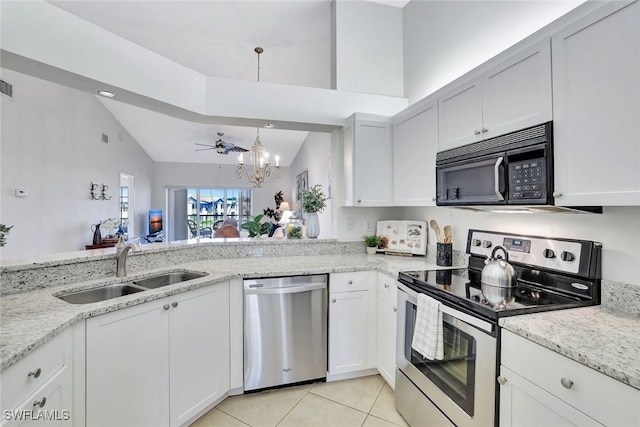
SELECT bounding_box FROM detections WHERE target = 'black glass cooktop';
[398,268,593,322]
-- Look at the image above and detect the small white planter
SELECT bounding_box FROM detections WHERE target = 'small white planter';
[366,246,377,255]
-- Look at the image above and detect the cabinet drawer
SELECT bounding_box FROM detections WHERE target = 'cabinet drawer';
[1,329,71,413]
[330,272,373,293]
[501,330,640,426]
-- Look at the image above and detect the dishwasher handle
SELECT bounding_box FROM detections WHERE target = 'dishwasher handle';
[244,282,327,295]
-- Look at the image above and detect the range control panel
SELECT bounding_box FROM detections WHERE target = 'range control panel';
[468,230,583,275]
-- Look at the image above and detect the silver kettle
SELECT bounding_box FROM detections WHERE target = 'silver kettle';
[481,246,517,307]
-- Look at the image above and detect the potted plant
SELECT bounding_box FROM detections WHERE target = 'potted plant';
[241,214,271,238]
[300,184,327,238]
[363,235,381,255]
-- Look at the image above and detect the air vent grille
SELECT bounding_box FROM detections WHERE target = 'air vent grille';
[0,79,13,98]
[437,123,549,163]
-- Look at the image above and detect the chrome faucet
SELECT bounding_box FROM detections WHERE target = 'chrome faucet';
[115,237,141,278]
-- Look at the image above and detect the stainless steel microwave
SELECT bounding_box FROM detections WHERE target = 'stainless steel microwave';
[436,122,554,207]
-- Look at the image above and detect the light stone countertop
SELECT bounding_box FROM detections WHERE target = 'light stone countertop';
[0,253,451,373]
[500,307,640,390]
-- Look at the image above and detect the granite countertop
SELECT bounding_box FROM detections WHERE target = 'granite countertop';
[0,253,451,373]
[500,307,640,390]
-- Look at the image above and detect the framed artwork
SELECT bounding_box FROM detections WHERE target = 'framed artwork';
[296,170,308,201]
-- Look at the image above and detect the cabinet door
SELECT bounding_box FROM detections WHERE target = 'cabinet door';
[499,366,603,427]
[353,120,393,206]
[482,38,552,139]
[169,283,230,427]
[4,368,72,427]
[438,79,483,151]
[376,275,397,389]
[86,300,169,427]
[329,290,374,375]
[392,101,438,206]
[552,1,640,206]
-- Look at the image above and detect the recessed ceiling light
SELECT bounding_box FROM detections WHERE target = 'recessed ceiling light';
[98,90,116,98]
[263,123,275,129]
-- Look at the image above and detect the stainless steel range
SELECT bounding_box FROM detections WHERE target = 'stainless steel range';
[395,229,601,427]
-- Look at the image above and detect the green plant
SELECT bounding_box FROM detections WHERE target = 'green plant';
[300,185,327,213]
[263,190,284,222]
[241,214,271,237]
[363,234,381,248]
[0,224,13,247]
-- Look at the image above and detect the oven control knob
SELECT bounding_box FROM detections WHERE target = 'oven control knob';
[472,239,482,247]
[543,249,556,259]
[561,251,576,262]
[482,240,492,248]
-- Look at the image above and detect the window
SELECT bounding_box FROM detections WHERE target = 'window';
[187,188,251,236]
[119,186,129,231]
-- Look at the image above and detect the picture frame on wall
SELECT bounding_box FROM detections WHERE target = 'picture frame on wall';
[296,170,309,201]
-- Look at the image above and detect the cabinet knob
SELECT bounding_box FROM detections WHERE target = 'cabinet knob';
[393,307,397,312]
[348,280,353,285]
[474,129,481,135]
[331,298,336,303]
[28,368,42,379]
[384,283,389,288]
[171,302,178,308]
[357,199,362,203]
[560,377,574,389]
[432,197,437,202]
[33,397,47,408]
[497,376,507,386]
[553,192,563,198]
[481,127,488,133]
[163,304,170,311]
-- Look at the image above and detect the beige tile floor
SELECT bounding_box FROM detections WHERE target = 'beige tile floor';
[192,375,409,427]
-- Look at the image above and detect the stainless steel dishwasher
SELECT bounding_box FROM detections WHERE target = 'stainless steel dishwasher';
[244,274,327,391]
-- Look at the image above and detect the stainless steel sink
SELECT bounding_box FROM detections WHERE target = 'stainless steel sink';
[57,284,146,304]
[55,271,207,304]
[128,271,206,289]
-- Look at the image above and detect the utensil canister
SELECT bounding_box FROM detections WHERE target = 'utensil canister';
[436,242,452,266]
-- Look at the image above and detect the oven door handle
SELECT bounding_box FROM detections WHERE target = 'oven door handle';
[397,282,494,334]
[494,156,505,201]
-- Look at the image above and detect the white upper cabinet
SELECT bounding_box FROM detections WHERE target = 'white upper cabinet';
[438,80,483,150]
[342,114,393,206]
[552,0,640,206]
[392,100,439,206]
[438,38,552,151]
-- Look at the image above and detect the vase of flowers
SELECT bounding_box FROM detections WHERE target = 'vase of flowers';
[300,184,327,239]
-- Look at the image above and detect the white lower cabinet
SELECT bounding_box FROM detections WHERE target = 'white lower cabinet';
[86,282,230,427]
[328,272,377,377]
[1,329,73,427]
[375,273,397,389]
[500,330,640,427]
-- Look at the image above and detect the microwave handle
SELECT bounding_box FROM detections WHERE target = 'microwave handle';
[494,157,505,201]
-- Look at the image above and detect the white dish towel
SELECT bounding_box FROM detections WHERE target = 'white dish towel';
[411,293,444,360]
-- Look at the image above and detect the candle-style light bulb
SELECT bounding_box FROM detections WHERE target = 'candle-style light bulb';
[238,153,243,164]
[275,155,280,167]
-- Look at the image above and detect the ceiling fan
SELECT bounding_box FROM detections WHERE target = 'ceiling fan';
[195,132,249,155]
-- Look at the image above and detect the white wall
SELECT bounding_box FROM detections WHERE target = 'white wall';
[153,162,291,224]
[403,0,585,104]
[289,132,333,238]
[333,0,404,96]
[404,206,640,287]
[0,68,154,260]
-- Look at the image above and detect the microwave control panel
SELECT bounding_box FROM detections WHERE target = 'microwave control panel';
[508,159,546,201]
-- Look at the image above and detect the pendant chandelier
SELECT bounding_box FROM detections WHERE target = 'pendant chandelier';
[235,47,283,188]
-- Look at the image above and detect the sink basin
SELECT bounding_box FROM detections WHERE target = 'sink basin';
[57,284,146,304]
[129,271,206,289]
[55,271,208,304]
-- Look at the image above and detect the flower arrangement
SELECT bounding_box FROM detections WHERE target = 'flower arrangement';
[300,185,327,213]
